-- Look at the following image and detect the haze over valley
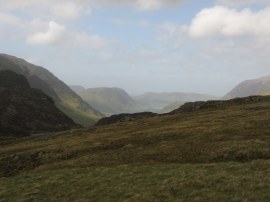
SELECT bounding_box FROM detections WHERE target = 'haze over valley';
[1,0,270,201]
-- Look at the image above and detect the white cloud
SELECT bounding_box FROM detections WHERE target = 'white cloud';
[0,0,184,11]
[188,6,270,39]
[51,2,85,20]
[216,0,270,7]
[27,21,66,45]
[135,0,162,11]
[26,20,107,50]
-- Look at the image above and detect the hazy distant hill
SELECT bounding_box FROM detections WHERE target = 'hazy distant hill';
[158,101,185,114]
[0,54,103,126]
[70,85,86,93]
[133,92,218,112]
[0,70,79,136]
[223,75,270,99]
[77,87,143,116]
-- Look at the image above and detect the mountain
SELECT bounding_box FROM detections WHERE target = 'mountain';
[223,75,270,99]
[0,54,103,126]
[133,92,218,112]
[76,87,143,116]
[0,70,79,136]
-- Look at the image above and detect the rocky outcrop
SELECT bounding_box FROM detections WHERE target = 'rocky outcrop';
[170,96,270,115]
[95,112,157,126]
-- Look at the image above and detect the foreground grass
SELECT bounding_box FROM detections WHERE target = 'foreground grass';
[0,160,269,202]
[0,97,270,201]
[1,100,270,176]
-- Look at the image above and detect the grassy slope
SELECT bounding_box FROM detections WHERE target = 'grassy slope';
[0,97,270,201]
[56,102,101,127]
[1,161,269,201]
[78,88,142,116]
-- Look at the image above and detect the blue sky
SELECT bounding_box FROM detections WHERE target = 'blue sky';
[0,0,270,96]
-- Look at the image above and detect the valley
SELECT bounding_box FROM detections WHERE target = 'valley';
[2,0,270,200]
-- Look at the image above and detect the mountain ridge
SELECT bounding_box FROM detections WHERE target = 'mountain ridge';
[223,75,270,99]
[0,70,80,136]
[133,92,218,112]
[75,87,143,116]
[0,54,103,126]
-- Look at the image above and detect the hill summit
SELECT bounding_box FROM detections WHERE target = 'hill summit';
[223,75,270,99]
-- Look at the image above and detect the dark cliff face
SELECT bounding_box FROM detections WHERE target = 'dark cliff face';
[0,70,80,136]
[0,54,103,127]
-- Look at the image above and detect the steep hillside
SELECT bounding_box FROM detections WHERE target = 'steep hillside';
[133,92,217,112]
[78,87,143,115]
[0,95,270,201]
[0,70,79,136]
[0,54,103,126]
[70,85,85,93]
[223,75,270,99]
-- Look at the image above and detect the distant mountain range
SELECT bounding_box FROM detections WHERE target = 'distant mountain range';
[223,75,270,99]
[0,70,79,136]
[71,86,143,116]
[71,85,218,115]
[133,92,218,112]
[0,54,103,126]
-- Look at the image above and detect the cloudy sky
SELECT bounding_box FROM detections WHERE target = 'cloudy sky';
[1,0,270,96]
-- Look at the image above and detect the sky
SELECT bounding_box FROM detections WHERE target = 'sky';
[1,0,270,96]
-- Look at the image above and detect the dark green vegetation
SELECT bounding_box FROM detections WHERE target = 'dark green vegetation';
[0,95,270,201]
[0,70,79,137]
[75,87,142,116]
[0,54,103,126]
[224,75,270,99]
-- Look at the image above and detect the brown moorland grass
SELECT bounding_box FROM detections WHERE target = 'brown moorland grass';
[0,96,270,200]
[0,160,269,202]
